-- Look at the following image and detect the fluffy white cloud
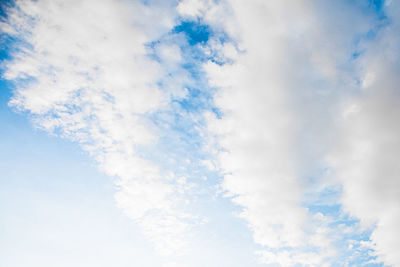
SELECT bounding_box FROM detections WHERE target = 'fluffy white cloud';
[204,1,377,266]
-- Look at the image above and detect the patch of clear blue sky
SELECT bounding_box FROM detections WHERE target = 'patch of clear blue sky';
[0,0,13,18]
[173,21,211,45]
[350,0,389,61]
[369,0,386,12]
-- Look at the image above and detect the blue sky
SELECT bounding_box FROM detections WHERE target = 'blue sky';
[1,0,400,266]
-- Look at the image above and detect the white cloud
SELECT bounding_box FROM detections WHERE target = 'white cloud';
[327,3,400,265]
[177,0,210,19]
[203,1,376,266]
[204,2,317,264]
[2,0,194,256]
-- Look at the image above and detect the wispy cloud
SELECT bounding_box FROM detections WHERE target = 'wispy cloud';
[1,0,203,257]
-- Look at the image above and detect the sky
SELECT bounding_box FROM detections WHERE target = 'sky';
[0,0,399,266]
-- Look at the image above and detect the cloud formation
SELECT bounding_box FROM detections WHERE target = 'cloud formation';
[2,0,196,256]
[202,0,397,265]
[2,0,400,266]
